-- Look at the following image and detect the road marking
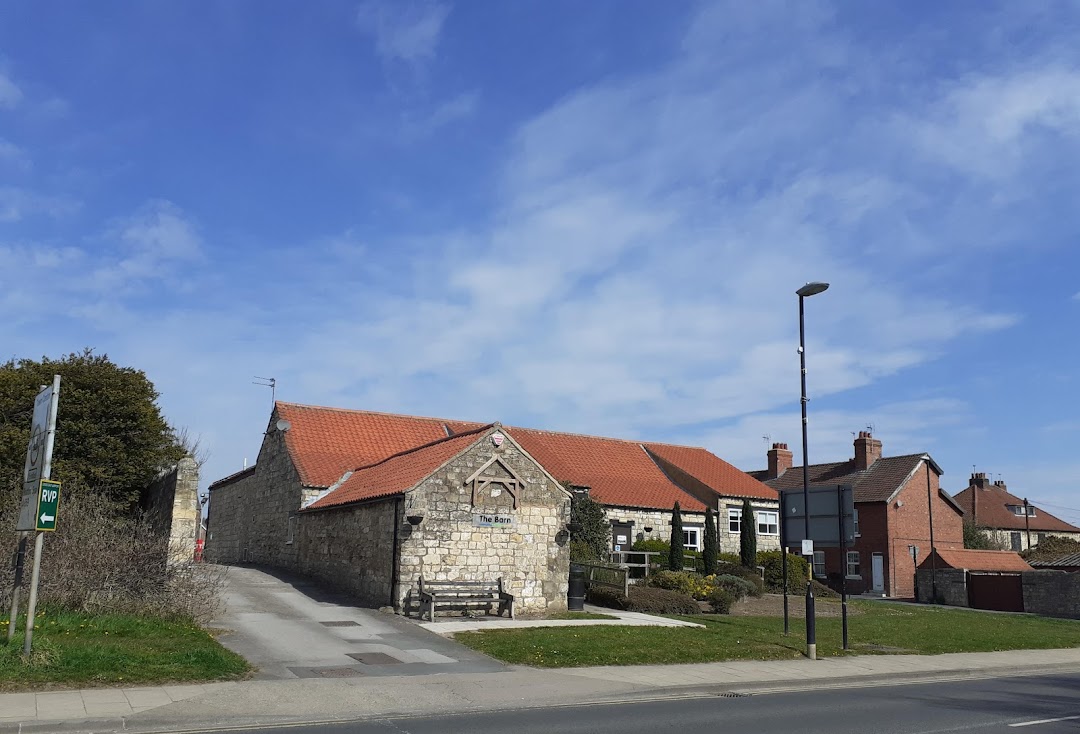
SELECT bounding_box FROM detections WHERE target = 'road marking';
[1010,715,1080,727]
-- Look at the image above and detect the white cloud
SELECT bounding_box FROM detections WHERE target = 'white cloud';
[0,187,78,222]
[0,71,22,108]
[0,138,28,168]
[400,91,477,139]
[356,0,451,65]
[1073,292,1080,301]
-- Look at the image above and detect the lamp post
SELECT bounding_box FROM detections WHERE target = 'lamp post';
[797,281,829,660]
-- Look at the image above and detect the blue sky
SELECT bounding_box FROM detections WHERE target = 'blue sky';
[3,1,1080,522]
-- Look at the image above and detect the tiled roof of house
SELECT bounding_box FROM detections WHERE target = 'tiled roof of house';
[1030,553,1080,568]
[752,454,939,504]
[276,402,481,488]
[266,402,777,513]
[952,485,1080,533]
[644,444,776,500]
[306,425,493,510]
[506,427,708,512]
[920,548,1033,572]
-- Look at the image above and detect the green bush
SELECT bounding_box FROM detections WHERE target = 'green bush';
[718,552,740,566]
[757,550,809,594]
[632,538,670,554]
[716,563,765,596]
[627,586,700,615]
[713,574,757,599]
[811,579,839,598]
[707,587,738,614]
[632,539,702,571]
[586,586,629,610]
[644,570,718,600]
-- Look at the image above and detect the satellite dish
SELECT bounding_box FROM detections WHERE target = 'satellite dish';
[276,419,292,432]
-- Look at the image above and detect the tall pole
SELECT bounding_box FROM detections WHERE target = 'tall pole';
[926,459,937,604]
[780,492,789,635]
[799,293,816,661]
[1024,498,1032,550]
[837,484,848,650]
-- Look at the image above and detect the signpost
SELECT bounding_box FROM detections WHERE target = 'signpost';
[779,484,855,650]
[6,376,60,652]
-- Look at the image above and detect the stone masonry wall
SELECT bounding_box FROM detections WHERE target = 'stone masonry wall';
[1023,570,1080,619]
[142,457,200,564]
[204,471,253,564]
[296,500,398,606]
[916,568,968,606]
[397,430,572,616]
[607,500,780,556]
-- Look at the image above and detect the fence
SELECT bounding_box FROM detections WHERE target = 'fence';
[576,562,630,596]
[608,551,663,579]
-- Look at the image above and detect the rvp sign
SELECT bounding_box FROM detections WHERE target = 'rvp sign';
[35,479,60,532]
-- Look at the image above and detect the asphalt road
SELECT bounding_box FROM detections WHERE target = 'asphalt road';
[202,672,1080,734]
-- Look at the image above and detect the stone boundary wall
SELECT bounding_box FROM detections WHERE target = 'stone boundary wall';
[142,457,199,564]
[1023,570,1080,619]
[915,568,968,606]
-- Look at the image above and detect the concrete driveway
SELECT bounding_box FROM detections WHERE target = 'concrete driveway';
[211,565,506,680]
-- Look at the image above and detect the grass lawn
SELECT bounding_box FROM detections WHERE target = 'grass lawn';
[546,612,617,620]
[0,609,250,691]
[455,601,1080,668]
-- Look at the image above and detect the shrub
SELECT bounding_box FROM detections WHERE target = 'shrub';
[707,587,738,614]
[0,491,223,623]
[757,550,809,594]
[632,538,670,554]
[702,509,718,576]
[668,503,684,571]
[718,552,740,566]
[811,579,839,598]
[627,586,700,615]
[586,586,629,610]
[739,498,757,568]
[716,563,765,596]
[568,491,610,561]
[713,574,757,599]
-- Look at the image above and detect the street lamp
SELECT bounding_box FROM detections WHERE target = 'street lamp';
[797,280,829,661]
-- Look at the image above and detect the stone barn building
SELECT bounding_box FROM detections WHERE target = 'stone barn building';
[206,403,778,613]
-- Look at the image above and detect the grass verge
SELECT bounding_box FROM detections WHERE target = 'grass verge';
[0,608,250,691]
[546,612,617,620]
[455,601,1080,667]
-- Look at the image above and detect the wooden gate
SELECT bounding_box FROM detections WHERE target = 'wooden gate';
[967,572,1024,612]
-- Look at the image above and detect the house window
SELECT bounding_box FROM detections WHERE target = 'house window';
[813,551,826,578]
[286,516,297,545]
[728,508,741,533]
[756,511,779,536]
[1010,532,1022,551]
[683,528,701,551]
[846,551,861,578]
[1010,505,1036,517]
[853,508,860,537]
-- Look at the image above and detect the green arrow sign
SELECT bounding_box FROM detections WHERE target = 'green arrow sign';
[36,479,60,532]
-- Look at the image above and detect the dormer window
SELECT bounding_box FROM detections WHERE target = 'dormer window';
[1009,505,1035,517]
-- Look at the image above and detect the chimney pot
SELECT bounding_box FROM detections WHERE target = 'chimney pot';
[767,442,793,480]
[853,431,883,471]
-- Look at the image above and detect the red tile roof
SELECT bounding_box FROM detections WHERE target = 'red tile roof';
[267,402,778,513]
[276,402,481,488]
[920,548,1033,572]
[952,484,1080,533]
[307,426,493,510]
[506,428,708,512]
[645,444,776,500]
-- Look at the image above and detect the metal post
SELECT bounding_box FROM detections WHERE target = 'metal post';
[799,293,816,661]
[1024,498,1032,550]
[23,533,44,656]
[926,459,937,604]
[6,532,28,643]
[780,492,789,635]
[838,484,848,650]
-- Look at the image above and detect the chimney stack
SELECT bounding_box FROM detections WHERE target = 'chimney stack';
[853,431,882,471]
[971,472,991,490]
[767,443,793,480]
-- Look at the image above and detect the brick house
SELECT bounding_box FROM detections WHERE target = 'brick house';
[750,432,964,598]
[206,402,778,612]
[952,473,1080,552]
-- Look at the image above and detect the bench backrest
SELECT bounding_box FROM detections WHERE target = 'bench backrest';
[419,577,504,595]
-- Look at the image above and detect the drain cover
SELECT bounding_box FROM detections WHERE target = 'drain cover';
[347,652,403,665]
[716,692,749,698]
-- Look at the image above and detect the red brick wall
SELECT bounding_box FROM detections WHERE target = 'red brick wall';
[885,464,964,598]
[818,504,887,595]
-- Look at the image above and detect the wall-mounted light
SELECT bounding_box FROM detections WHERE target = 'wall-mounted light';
[644,526,654,533]
[406,513,425,526]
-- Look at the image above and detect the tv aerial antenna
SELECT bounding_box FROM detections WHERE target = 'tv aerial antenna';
[253,376,276,412]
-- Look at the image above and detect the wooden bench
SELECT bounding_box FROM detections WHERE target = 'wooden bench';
[417,577,514,621]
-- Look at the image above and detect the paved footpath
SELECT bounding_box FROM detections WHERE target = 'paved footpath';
[3,647,1080,734]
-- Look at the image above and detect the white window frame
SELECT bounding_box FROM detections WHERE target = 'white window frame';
[853,508,860,537]
[683,527,701,551]
[812,551,826,578]
[846,551,861,579]
[728,508,741,534]
[756,510,779,536]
